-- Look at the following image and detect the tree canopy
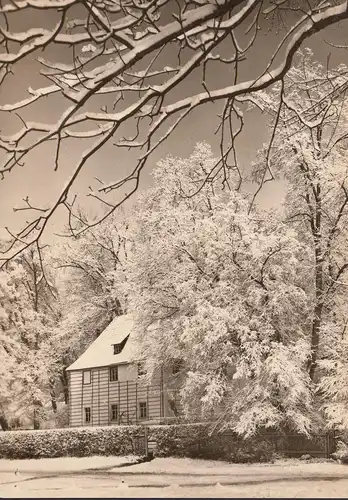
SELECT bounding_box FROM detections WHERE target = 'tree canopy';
[124,143,315,435]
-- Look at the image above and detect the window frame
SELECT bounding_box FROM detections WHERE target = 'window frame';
[110,404,118,422]
[113,344,122,355]
[112,335,130,355]
[109,366,119,382]
[83,370,91,385]
[139,401,147,419]
[84,407,91,423]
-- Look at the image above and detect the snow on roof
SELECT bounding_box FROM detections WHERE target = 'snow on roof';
[66,314,135,371]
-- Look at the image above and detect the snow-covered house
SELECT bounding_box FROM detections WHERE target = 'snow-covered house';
[66,315,181,427]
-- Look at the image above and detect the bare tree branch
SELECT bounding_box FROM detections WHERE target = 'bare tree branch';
[1,0,348,265]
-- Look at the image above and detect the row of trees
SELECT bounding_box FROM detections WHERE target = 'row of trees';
[2,53,348,435]
[127,53,348,435]
[0,248,61,429]
[0,215,131,429]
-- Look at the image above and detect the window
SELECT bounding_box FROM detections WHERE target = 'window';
[139,402,147,419]
[83,370,91,385]
[110,404,118,421]
[137,362,146,377]
[112,334,130,355]
[109,366,118,382]
[84,407,91,423]
[113,344,122,354]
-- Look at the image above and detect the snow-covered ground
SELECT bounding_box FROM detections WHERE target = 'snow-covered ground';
[110,456,345,475]
[3,476,348,498]
[0,455,137,472]
[0,457,348,497]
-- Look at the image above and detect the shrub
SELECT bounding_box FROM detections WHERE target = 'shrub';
[0,426,144,459]
[333,440,348,463]
[0,423,312,462]
[149,423,207,457]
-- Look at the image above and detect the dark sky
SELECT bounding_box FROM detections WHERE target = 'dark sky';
[0,7,347,243]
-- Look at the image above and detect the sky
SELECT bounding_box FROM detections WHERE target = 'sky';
[0,5,348,246]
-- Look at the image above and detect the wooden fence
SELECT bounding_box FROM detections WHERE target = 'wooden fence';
[203,430,337,459]
[275,431,336,458]
[137,425,337,459]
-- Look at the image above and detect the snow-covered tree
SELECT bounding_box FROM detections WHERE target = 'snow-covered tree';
[1,1,348,264]
[318,327,348,432]
[125,143,314,437]
[51,211,130,397]
[0,248,60,429]
[251,50,348,428]
[0,345,16,430]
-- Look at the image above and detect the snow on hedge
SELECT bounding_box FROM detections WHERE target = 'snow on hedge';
[0,423,282,462]
[0,425,144,459]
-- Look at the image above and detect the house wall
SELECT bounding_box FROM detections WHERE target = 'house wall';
[68,364,165,427]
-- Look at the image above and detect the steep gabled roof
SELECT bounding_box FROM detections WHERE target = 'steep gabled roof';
[66,314,135,371]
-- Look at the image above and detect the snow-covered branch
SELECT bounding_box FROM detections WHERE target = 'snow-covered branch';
[1,0,348,263]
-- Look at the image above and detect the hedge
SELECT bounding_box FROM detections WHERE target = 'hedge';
[0,426,144,460]
[0,423,283,462]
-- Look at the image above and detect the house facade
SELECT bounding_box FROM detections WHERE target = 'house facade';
[66,315,182,427]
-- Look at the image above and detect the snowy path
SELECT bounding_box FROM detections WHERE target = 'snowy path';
[0,457,348,497]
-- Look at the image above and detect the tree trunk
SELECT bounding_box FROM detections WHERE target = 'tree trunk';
[309,294,324,381]
[33,400,44,430]
[49,377,57,413]
[60,372,69,404]
[33,412,40,430]
[0,414,9,431]
[309,184,324,381]
[51,396,57,413]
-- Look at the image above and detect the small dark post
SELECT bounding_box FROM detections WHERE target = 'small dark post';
[326,431,334,458]
[126,380,129,424]
[323,432,333,459]
[118,381,121,425]
[144,425,149,456]
[135,382,138,425]
[147,385,150,420]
